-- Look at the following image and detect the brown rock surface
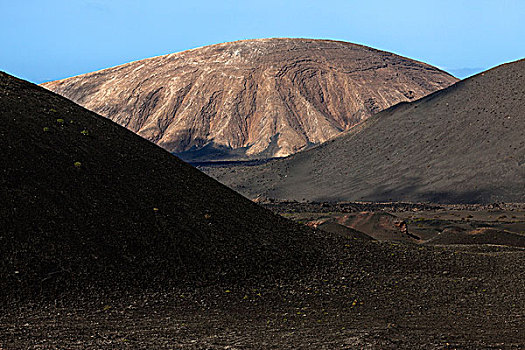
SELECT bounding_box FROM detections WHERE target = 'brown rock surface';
[42,38,457,160]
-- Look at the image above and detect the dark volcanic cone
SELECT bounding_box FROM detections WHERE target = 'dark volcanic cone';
[42,38,457,161]
[0,72,331,302]
[207,59,525,203]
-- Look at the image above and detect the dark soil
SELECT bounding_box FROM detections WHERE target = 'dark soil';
[0,71,332,303]
[2,241,524,348]
[1,73,524,348]
[205,59,525,204]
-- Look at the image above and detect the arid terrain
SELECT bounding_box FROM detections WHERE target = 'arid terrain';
[42,38,457,161]
[0,71,329,302]
[1,71,524,349]
[205,59,525,204]
[262,200,525,247]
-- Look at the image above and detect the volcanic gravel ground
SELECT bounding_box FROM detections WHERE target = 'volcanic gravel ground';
[2,241,524,349]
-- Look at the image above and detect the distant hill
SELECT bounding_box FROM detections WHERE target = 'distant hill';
[0,72,332,301]
[42,38,457,161]
[206,59,525,203]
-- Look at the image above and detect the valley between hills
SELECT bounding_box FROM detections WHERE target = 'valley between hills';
[1,39,524,349]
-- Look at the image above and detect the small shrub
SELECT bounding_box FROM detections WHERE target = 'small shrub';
[56,118,65,125]
[43,127,50,132]
[73,161,82,168]
[80,129,90,136]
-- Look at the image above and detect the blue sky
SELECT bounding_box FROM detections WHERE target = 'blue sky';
[1,0,524,83]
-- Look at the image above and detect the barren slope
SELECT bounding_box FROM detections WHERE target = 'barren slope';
[207,59,525,203]
[0,71,331,302]
[42,38,457,161]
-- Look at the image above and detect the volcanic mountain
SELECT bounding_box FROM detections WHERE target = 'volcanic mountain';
[0,71,333,301]
[42,38,457,161]
[207,59,525,203]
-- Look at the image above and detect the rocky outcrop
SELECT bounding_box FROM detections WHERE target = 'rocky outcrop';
[42,38,457,161]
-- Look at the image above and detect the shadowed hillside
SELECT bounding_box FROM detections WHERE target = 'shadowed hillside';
[207,59,525,203]
[0,71,332,302]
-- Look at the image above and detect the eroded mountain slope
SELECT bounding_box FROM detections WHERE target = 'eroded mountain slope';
[43,38,457,161]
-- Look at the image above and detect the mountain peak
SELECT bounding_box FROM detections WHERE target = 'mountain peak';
[43,39,457,161]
